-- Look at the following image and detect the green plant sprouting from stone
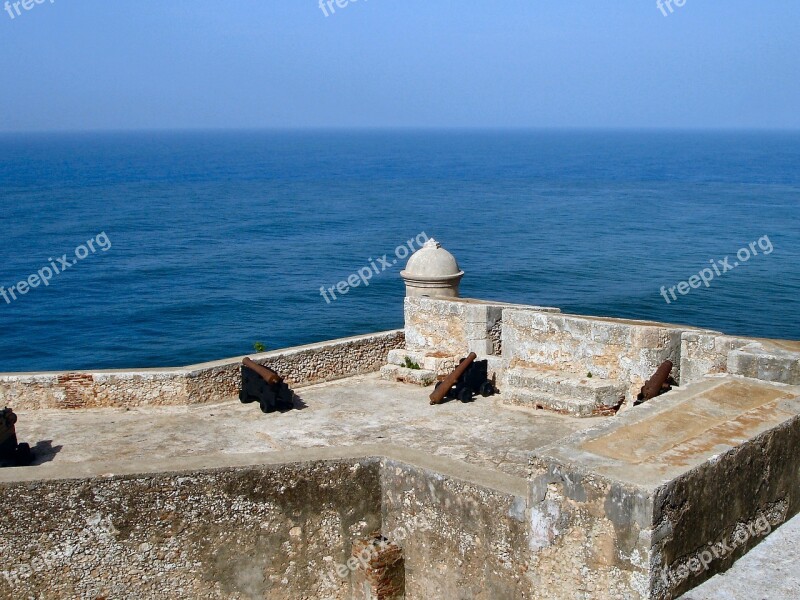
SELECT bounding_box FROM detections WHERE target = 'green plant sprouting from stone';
[404,357,421,370]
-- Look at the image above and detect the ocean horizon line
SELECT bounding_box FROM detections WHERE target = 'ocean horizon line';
[2,126,800,137]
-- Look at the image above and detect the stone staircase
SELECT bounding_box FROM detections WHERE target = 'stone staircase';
[501,368,627,417]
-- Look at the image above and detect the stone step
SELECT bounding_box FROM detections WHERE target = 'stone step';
[386,349,458,375]
[379,364,437,386]
[502,388,599,417]
[502,368,626,417]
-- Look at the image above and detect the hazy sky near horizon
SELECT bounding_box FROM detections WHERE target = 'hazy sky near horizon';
[1,1,798,132]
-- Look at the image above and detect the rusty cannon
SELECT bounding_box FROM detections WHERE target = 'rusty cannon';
[239,357,295,413]
[634,360,676,406]
[1,407,33,467]
[429,352,496,405]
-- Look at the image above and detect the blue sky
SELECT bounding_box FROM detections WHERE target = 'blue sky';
[0,1,798,131]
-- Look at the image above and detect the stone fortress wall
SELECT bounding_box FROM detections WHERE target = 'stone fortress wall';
[384,295,800,414]
[0,330,405,411]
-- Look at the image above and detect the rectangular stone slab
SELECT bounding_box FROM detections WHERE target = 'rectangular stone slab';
[581,379,796,468]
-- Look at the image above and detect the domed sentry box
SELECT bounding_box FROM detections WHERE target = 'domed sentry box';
[400,238,464,298]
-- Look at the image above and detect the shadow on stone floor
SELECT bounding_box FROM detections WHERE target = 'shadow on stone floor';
[30,439,63,465]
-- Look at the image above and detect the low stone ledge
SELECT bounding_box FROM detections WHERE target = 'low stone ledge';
[0,330,404,410]
[728,341,800,385]
[379,364,437,386]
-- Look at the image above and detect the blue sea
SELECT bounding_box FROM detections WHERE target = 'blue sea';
[1,131,798,372]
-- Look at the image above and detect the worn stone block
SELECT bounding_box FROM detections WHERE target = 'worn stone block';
[728,341,800,385]
[379,364,437,386]
[678,332,744,385]
[404,296,558,356]
[528,375,800,599]
[504,310,702,404]
[503,367,626,416]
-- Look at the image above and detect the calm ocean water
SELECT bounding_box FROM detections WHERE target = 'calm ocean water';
[0,131,798,372]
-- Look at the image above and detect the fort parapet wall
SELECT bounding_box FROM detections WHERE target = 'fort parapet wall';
[387,297,800,414]
[0,330,404,411]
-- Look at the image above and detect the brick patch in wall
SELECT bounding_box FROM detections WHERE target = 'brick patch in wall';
[351,535,405,600]
[56,373,95,409]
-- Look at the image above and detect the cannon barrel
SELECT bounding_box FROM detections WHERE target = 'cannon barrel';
[242,357,283,386]
[638,360,674,404]
[429,352,478,405]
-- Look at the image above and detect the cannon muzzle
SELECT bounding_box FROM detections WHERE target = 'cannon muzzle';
[242,357,283,386]
[429,352,478,405]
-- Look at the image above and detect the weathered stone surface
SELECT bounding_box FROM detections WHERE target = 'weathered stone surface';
[404,297,558,357]
[386,348,459,375]
[528,375,800,600]
[728,340,800,385]
[381,459,533,599]
[680,334,800,388]
[503,367,626,416]
[0,330,404,411]
[503,310,699,404]
[379,364,437,386]
[0,460,382,599]
[679,333,749,385]
[7,374,591,481]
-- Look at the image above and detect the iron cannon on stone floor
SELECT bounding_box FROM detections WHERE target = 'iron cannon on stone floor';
[634,360,677,406]
[239,358,295,413]
[430,352,497,405]
[1,407,33,467]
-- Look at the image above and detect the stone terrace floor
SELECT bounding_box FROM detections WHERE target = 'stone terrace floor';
[6,373,593,481]
[4,372,799,599]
